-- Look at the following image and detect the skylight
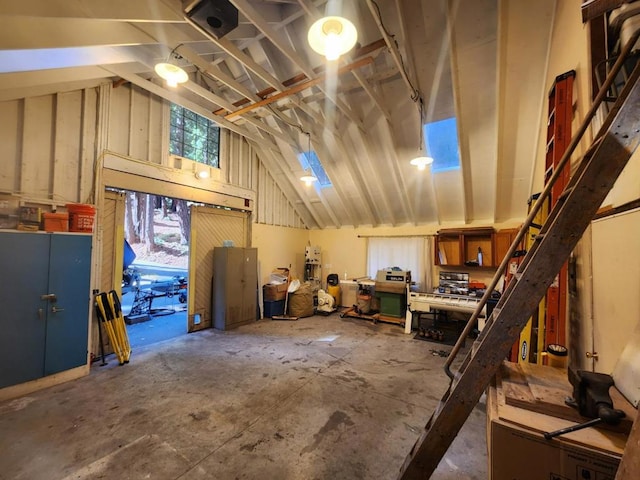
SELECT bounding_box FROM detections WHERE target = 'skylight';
[298,150,332,188]
[424,117,461,172]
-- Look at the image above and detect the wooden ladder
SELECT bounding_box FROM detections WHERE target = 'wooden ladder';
[398,30,640,479]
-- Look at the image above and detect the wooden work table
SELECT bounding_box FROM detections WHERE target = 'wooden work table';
[487,361,636,479]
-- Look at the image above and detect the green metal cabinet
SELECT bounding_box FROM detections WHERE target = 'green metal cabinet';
[0,231,92,388]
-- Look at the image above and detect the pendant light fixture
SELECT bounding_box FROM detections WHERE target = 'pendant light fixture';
[410,96,433,170]
[300,132,318,186]
[154,45,189,87]
[300,173,318,187]
[308,3,357,62]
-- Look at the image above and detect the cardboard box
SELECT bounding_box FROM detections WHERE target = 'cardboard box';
[490,421,619,480]
[263,283,288,301]
[270,267,290,284]
[487,385,622,480]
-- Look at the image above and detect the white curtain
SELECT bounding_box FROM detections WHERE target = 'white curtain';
[367,237,433,291]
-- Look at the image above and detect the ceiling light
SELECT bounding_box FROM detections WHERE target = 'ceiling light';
[308,16,357,61]
[195,169,210,179]
[410,156,434,171]
[300,132,318,186]
[300,173,318,187]
[154,46,189,87]
[410,95,433,170]
[155,61,188,87]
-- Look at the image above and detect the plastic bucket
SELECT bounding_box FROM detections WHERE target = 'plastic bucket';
[66,203,96,232]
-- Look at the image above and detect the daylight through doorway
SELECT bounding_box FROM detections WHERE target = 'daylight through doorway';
[120,192,190,348]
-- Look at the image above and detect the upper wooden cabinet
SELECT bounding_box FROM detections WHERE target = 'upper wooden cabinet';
[436,227,501,267]
[435,227,525,268]
[493,228,523,267]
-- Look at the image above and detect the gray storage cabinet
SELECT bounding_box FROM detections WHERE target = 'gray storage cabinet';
[0,231,92,388]
[212,247,257,330]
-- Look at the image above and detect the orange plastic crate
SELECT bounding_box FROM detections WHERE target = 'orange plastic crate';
[43,212,69,232]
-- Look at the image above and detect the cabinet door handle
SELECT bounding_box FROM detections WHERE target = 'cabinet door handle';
[38,308,44,320]
[41,293,57,302]
[51,306,65,313]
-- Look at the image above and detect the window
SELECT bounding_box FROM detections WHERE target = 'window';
[170,103,220,167]
[297,150,332,188]
[366,237,432,292]
[424,117,461,172]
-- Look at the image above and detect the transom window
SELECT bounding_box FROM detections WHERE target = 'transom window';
[170,103,220,167]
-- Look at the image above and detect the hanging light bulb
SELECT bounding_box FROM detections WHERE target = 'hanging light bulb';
[410,96,433,170]
[154,45,189,87]
[300,173,318,187]
[300,132,318,186]
[410,156,433,170]
[308,16,357,61]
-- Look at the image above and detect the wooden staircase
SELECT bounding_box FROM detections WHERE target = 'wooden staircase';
[398,30,640,479]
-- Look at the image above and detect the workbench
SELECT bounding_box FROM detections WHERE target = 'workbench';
[487,361,634,479]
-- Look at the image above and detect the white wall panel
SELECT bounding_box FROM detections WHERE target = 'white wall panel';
[148,89,164,164]
[0,89,97,204]
[108,84,132,156]
[0,99,21,192]
[226,130,306,229]
[79,88,98,203]
[0,81,304,229]
[53,91,83,201]
[22,96,54,198]
[129,85,150,162]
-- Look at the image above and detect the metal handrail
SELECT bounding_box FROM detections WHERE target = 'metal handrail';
[444,27,640,380]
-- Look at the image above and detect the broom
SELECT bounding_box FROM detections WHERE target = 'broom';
[272,279,300,321]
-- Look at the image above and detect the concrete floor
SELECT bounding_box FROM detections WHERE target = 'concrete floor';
[0,315,487,480]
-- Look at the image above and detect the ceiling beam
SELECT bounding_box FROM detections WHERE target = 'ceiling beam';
[331,134,380,226]
[0,0,182,21]
[445,1,469,223]
[183,15,284,92]
[249,139,326,229]
[210,38,388,115]
[102,64,278,149]
[304,126,359,227]
[366,0,419,101]
[229,0,364,128]
[297,0,391,121]
[225,56,374,119]
[348,122,398,225]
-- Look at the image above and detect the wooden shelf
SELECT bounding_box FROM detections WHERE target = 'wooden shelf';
[435,227,495,267]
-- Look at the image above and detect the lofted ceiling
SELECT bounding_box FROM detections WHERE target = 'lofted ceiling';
[0,0,557,229]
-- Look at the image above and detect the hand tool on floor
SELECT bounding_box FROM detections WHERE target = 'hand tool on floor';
[544,368,625,439]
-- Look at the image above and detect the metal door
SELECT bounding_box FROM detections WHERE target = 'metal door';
[0,232,49,388]
[188,206,249,332]
[45,234,92,376]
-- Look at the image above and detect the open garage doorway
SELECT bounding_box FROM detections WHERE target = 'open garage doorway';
[120,192,190,348]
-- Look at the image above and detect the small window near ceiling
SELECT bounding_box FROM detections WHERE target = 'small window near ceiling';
[297,150,332,188]
[424,117,461,172]
[170,103,220,167]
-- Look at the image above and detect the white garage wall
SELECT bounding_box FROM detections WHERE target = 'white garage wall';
[0,87,98,205]
[0,81,306,230]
